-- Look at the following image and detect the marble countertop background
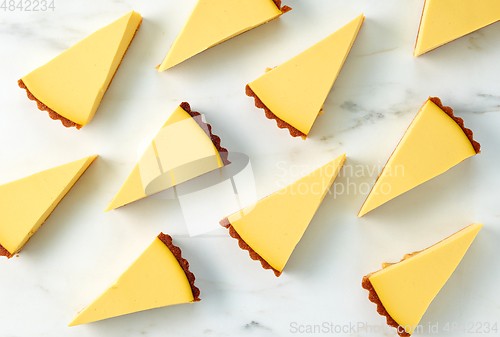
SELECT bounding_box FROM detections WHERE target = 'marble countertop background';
[1,0,500,336]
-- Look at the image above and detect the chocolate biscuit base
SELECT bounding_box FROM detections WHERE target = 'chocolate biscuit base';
[362,250,425,337]
[0,243,13,259]
[429,97,481,153]
[18,18,142,129]
[272,0,292,13]
[220,217,281,277]
[18,79,82,129]
[362,275,410,337]
[157,233,201,301]
[0,155,97,259]
[246,84,306,139]
[180,102,231,166]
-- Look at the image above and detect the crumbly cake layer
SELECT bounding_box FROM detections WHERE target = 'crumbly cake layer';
[18,79,82,129]
[18,18,142,129]
[429,97,481,153]
[272,0,292,13]
[0,243,13,258]
[180,102,231,166]
[157,233,201,301]
[220,217,281,277]
[362,275,410,337]
[245,84,306,139]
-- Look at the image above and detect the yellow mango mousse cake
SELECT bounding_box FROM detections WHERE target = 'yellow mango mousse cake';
[246,14,364,139]
[19,11,142,129]
[105,102,230,212]
[362,223,483,336]
[414,0,500,57]
[358,97,480,217]
[0,155,97,258]
[69,233,200,326]
[157,0,291,71]
[220,154,345,276]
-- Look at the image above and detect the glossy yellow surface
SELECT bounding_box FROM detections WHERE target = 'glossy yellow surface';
[358,99,477,217]
[228,154,345,272]
[414,0,500,56]
[157,0,284,71]
[22,11,142,126]
[369,223,483,334]
[248,15,364,136]
[69,237,194,326]
[105,105,224,212]
[0,155,97,255]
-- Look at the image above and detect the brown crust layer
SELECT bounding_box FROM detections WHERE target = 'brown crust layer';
[18,79,82,129]
[157,233,201,302]
[246,84,306,139]
[18,18,143,129]
[180,102,231,166]
[272,0,292,13]
[429,97,481,153]
[0,243,13,259]
[220,217,281,277]
[362,276,410,337]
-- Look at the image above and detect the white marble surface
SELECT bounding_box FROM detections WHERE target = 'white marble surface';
[1,0,500,336]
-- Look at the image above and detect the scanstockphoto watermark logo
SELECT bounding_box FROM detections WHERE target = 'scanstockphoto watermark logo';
[289,321,499,334]
[290,321,408,334]
[275,161,405,198]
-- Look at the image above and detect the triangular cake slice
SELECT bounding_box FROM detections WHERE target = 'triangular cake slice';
[362,223,483,336]
[358,97,480,217]
[414,0,500,57]
[19,11,142,129]
[246,14,364,139]
[105,102,230,212]
[69,233,200,326]
[220,154,345,276]
[156,0,291,71]
[0,155,98,258]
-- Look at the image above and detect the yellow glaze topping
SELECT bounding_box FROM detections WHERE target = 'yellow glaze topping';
[369,223,483,334]
[22,11,142,126]
[248,14,364,136]
[414,0,500,57]
[0,155,97,255]
[105,105,223,212]
[228,154,345,272]
[358,99,477,217]
[69,237,194,326]
[157,0,284,71]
